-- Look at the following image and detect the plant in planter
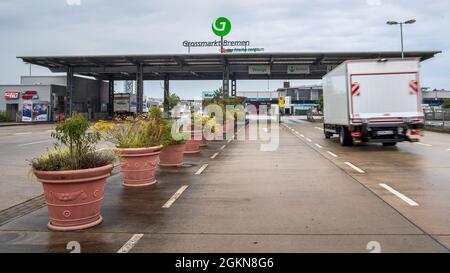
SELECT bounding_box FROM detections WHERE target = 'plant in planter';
[184,113,202,154]
[159,121,187,167]
[93,115,163,188]
[30,113,115,231]
[201,116,219,145]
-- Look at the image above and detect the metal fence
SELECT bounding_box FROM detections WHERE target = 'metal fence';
[424,109,450,129]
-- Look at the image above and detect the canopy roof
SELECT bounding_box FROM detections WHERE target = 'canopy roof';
[18,51,440,81]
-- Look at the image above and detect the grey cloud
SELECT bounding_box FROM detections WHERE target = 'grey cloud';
[0,0,449,97]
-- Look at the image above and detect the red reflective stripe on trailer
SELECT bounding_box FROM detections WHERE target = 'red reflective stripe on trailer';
[409,80,419,95]
[351,82,361,96]
[369,120,403,123]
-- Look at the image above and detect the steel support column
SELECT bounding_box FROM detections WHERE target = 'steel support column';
[231,78,237,97]
[136,63,144,114]
[65,66,74,118]
[223,65,230,98]
[108,79,114,118]
[163,76,170,115]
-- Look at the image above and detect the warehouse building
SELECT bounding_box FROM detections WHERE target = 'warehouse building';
[0,76,109,122]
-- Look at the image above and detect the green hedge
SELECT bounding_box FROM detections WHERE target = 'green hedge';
[0,112,12,122]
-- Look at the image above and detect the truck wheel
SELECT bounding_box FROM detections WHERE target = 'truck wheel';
[339,127,352,146]
[382,142,397,147]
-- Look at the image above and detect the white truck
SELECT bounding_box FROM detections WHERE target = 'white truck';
[114,93,131,115]
[323,58,424,146]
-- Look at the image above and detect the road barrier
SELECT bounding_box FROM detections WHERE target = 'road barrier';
[424,109,450,130]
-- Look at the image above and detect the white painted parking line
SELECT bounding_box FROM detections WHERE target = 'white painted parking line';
[299,134,305,138]
[305,138,313,142]
[415,142,432,147]
[220,145,226,150]
[315,127,324,131]
[13,132,32,136]
[211,152,219,159]
[345,162,366,174]
[379,183,419,207]
[315,144,323,149]
[327,151,338,158]
[228,139,233,143]
[117,234,144,253]
[195,164,209,175]
[18,140,53,147]
[162,185,189,209]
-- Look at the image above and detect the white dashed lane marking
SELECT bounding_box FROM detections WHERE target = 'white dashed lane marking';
[415,142,432,147]
[345,162,366,174]
[327,151,338,158]
[117,234,144,253]
[380,183,419,207]
[211,152,219,159]
[162,185,190,209]
[195,164,209,175]
[18,140,53,147]
[315,144,323,149]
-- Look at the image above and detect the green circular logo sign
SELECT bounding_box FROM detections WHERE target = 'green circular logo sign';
[212,17,232,37]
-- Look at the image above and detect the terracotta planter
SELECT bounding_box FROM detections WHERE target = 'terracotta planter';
[116,146,162,187]
[34,164,113,231]
[159,143,186,167]
[199,137,208,147]
[184,131,201,154]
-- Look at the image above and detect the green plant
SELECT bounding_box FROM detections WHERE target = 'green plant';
[93,110,163,149]
[442,99,450,109]
[51,113,101,169]
[30,149,115,172]
[30,113,115,171]
[168,94,181,110]
[0,112,12,122]
[161,122,186,146]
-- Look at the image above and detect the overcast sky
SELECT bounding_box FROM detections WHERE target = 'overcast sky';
[0,0,448,99]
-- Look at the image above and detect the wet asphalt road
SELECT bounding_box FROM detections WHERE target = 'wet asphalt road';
[0,120,449,253]
[0,124,56,211]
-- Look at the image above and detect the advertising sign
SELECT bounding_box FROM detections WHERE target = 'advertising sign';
[22,101,49,122]
[4,91,20,100]
[22,102,33,122]
[287,65,310,74]
[249,65,271,75]
[33,102,49,121]
[21,90,39,100]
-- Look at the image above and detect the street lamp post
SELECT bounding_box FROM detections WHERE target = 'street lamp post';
[387,19,416,58]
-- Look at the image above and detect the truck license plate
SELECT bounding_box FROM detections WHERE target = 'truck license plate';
[376,130,394,136]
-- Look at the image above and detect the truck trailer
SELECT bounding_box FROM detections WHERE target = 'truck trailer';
[113,93,131,115]
[322,58,424,146]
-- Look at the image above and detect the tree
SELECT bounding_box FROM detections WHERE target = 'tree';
[442,99,450,109]
[318,94,324,111]
[213,87,224,99]
[168,93,181,110]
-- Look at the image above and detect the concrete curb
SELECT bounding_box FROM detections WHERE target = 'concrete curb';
[0,122,56,128]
